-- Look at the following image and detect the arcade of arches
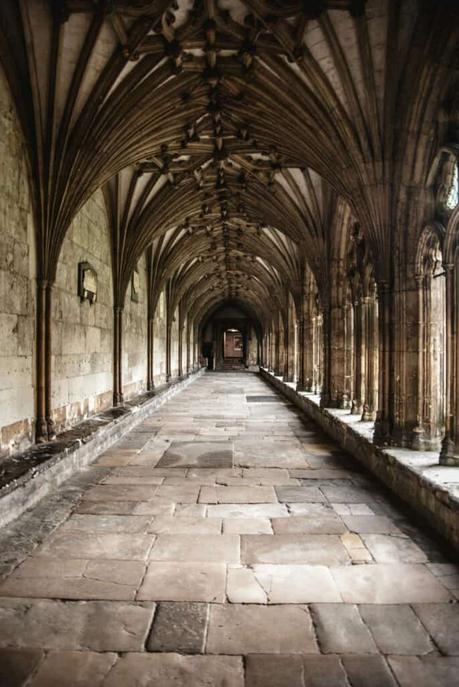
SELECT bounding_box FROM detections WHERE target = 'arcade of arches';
[0,1,459,685]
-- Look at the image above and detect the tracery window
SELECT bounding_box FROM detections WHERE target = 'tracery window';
[436,153,459,215]
[445,162,458,211]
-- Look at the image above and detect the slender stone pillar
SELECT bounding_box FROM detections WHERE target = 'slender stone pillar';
[411,275,426,448]
[321,261,348,408]
[147,316,155,390]
[343,300,354,408]
[36,279,55,442]
[113,306,124,405]
[178,308,184,378]
[374,281,393,444]
[283,322,291,381]
[296,316,306,391]
[351,295,365,415]
[440,264,459,465]
[165,322,171,382]
[186,320,191,375]
[313,315,323,394]
[362,291,378,421]
[274,327,281,376]
[304,312,315,392]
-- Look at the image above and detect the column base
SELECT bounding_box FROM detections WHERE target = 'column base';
[410,424,427,450]
[113,392,124,407]
[351,400,363,415]
[373,414,392,445]
[46,417,56,440]
[321,395,349,409]
[361,405,376,422]
[440,437,459,466]
[35,418,48,444]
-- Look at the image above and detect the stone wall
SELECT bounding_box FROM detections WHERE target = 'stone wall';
[0,66,36,458]
[52,190,113,432]
[123,255,148,399]
[153,290,167,386]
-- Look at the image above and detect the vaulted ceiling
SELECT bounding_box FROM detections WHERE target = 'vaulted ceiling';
[0,0,457,325]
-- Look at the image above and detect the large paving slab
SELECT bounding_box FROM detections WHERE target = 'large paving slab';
[103,653,244,687]
[0,371,457,684]
[0,598,155,651]
[206,604,318,654]
[157,441,234,468]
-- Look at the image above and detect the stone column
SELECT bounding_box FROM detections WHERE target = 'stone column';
[44,282,55,439]
[186,319,191,375]
[374,281,393,444]
[296,316,306,390]
[320,307,331,407]
[313,315,323,394]
[440,264,459,465]
[411,275,426,448]
[269,331,276,372]
[177,306,184,379]
[283,320,291,381]
[113,305,124,405]
[35,279,47,442]
[321,261,348,408]
[352,295,365,415]
[274,326,281,376]
[362,292,378,421]
[343,300,354,408]
[36,279,55,441]
[165,320,171,382]
[147,316,155,390]
[178,327,183,378]
[292,320,298,382]
[303,310,315,392]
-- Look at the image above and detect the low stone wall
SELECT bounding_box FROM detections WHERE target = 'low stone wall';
[260,369,459,554]
[0,368,205,528]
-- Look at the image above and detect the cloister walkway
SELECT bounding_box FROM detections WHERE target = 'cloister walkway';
[0,372,458,686]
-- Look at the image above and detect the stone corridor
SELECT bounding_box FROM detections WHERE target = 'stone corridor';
[0,372,458,687]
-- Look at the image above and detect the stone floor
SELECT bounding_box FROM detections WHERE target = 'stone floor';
[0,372,458,686]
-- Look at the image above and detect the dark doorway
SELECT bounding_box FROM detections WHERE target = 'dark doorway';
[224,329,244,360]
[202,341,214,370]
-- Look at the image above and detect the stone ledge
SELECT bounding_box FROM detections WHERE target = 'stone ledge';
[0,369,205,528]
[260,369,459,554]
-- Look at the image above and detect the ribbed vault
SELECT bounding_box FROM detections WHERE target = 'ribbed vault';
[1,0,457,282]
[0,0,457,441]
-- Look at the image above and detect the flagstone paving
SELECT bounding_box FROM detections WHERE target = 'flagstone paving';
[0,372,458,686]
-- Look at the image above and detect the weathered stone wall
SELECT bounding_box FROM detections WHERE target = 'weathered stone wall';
[52,190,113,432]
[153,290,167,386]
[123,255,148,399]
[0,66,36,458]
